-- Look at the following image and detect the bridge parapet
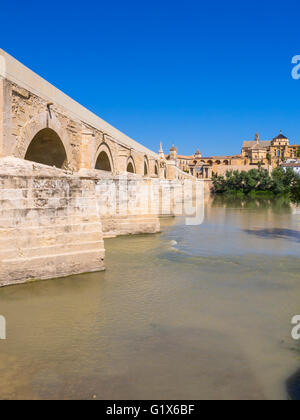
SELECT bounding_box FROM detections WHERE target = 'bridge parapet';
[0,49,161,178]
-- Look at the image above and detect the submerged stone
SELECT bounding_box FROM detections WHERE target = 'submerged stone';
[286,369,300,401]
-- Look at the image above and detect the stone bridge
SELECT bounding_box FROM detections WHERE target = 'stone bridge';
[0,49,201,287]
[0,49,171,179]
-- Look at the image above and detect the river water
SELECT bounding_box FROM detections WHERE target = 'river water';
[0,196,300,400]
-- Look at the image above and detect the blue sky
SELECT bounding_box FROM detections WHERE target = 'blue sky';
[1,0,300,156]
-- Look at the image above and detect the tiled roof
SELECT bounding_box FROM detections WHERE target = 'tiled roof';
[202,156,233,159]
[282,163,300,167]
[251,143,267,150]
[273,133,288,140]
[177,155,234,160]
[242,141,271,148]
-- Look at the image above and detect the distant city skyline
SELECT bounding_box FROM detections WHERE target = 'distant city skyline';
[1,1,300,156]
[163,130,299,158]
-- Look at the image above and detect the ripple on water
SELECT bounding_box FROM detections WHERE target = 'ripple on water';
[0,197,299,399]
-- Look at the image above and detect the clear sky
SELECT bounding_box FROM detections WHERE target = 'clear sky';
[1,0,300,156]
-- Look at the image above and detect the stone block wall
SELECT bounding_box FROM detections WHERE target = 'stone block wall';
[94,175,161,238]
[0,158,204,287]
[94,175,204,237]
[0,158,105,287]
[0,63,160,177]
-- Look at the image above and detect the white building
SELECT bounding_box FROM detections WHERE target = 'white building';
[282,162,300,175]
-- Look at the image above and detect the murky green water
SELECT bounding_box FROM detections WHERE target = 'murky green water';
[0,196,300,400]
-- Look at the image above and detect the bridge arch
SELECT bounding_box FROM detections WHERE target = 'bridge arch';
[15,111,73,168]
[95,143,114,172]
[127,156,136,174]
[25,128,68,168]
[144,156,149,176]
[154,161,159,176]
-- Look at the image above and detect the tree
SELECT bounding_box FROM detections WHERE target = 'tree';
[291,174,300,204]
[272,167,296,194]
[212,167,296,197]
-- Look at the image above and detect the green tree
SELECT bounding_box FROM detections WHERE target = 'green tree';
[212,167,296,197]
[272,167,296,194]
[291,174,300,204]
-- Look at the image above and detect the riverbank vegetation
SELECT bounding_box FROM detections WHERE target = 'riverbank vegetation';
[212,168,300,203]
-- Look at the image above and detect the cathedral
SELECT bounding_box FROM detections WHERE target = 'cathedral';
[241,132,300,166]
[164,133,300,179]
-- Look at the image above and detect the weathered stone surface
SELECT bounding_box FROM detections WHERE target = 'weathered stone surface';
[0,49,163,178]
[0,158,105,287]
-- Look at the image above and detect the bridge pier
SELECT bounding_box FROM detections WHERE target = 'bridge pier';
[0,158,106,287]
[80,128,95,171]
[0,157,197,287]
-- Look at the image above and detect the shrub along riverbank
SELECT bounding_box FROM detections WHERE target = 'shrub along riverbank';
[212,167,300,203]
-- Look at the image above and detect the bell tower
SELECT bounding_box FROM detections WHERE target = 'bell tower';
[169,145,177,161]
